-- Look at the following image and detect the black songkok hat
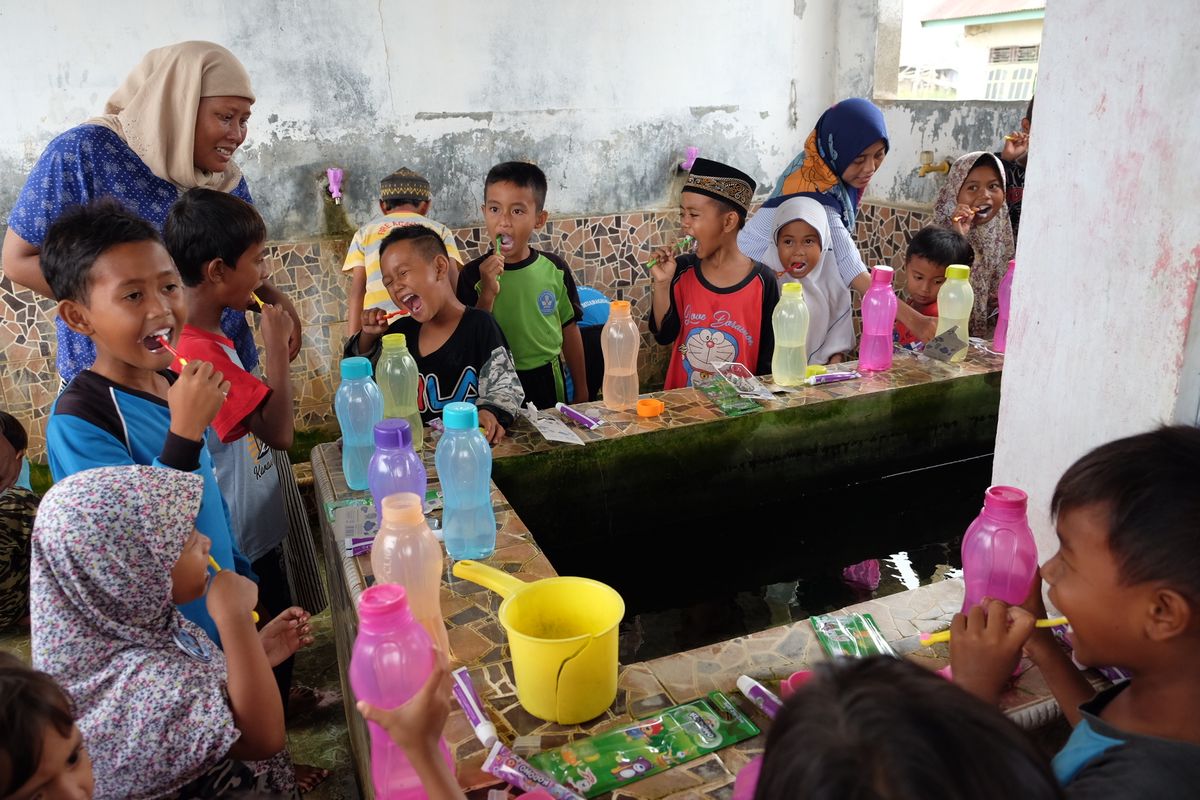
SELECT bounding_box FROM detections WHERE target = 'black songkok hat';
[682,158,756,217]
[380,167,431,202]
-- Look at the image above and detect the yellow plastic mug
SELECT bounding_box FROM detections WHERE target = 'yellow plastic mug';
[452,560,624,724]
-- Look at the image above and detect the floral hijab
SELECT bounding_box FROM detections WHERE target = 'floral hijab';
[761,197,856,364]
[30,466,240,799]
[87,41,255,192]
[933,152,1016,335]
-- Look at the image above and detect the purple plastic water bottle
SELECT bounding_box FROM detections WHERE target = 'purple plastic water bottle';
[349,584,453,799]
[859,266,898,372]
[368,419,427,527]
[993,259,1016,353]
[961,486,1038,613]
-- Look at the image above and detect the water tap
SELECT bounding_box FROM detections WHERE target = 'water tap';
[679,146,700,171]
[917,151,950,177]
[326,168,344,204]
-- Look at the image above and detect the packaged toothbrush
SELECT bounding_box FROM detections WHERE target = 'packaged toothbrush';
[528,691,758,797]
[694,375,762,417]
[810,612,897,659]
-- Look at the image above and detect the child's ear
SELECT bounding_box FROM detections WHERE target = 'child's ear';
[1145,587,1193,641]
[57,299,94,336]
[534,208,549,229]
[1021,118,1031,134]
[433,254,449,281]
[722,211,741,235]
[202,258,226,285]
[379,201,389,215]
[416,200,432,216]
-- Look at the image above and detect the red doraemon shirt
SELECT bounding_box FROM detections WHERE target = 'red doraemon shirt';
[649,255,780,390]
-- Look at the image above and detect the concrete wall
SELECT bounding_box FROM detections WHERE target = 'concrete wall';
[991,0,1200,556]
[0,0,834,240]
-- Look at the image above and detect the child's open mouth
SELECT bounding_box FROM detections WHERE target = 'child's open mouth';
[972,204,993,222]
[142,327,173,352]
[400,293,424,317]
[498,235,514,254]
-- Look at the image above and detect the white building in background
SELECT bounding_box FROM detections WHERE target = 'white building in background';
[899,0,1044,101]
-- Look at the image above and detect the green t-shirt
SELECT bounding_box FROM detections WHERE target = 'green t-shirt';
[457,249,584,371]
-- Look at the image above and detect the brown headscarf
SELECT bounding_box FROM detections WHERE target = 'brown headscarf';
[87,41,255,192]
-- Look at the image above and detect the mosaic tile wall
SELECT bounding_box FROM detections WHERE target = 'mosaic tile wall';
[0,202,932,458]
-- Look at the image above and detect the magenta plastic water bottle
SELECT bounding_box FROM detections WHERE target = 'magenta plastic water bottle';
[350,584,453,799]
[368,419,427,527]
[993,259,1016,353]
[961,485,1038,613]
[859,266,898,372]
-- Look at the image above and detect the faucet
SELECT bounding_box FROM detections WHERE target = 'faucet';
[917,150,950,177]
[679,146,700,171]
[326,168,344,204]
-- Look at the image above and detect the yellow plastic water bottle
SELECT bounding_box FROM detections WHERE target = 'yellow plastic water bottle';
[771,283,811,385]
[935,265,973,362]
[378,334,424,451]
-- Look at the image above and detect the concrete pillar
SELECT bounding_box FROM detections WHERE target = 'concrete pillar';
[991,1,1200,556]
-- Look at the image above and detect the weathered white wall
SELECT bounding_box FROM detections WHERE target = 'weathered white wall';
[992,0,1200,556]
[0,0,834,239]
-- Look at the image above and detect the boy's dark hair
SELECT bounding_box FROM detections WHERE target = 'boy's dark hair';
[41,198,161,303]
[906,226,974,268]
[1052,425,1200,601]
[485,161,548,212]
[0,653,76,794]
[712,196,747,230]
[381,197,425,213]
[1025,94,1035,123]
[755,657,1062,800]
[164,188,267,287]
[378,225,448,264]
[0,411,28,453]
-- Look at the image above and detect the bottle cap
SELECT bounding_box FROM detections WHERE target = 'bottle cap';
[373,418,412,448]
[610,300,631,314]
[782,283,804,297]
[357,583,411,630]
[983,485,1028,515]
[870,265,894,284]
[442,401,480,431]
[382,333,407,349]
[636,398,665,417]
[946,264,971,281]
[381,492,425,526]
[340,356,373,380]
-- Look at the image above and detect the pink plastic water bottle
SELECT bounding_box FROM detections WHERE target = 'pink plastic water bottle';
[993,259,1016,353]
[858,266,898,372]
[960,486,1038,613]
[349,584,453,798]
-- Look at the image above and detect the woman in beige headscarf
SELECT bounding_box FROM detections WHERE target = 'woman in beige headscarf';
[2,41,302,385]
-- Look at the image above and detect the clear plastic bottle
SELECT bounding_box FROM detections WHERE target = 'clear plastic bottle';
[335,357,383,491]
[370,492,449,661]
[434,402,497,560]
[993,259,1015,353]
[961,485,1038,613]
[771,283,811,385]
[859,266,898,372]
[378,334,424,451]
[367,420,427,527]
[935,264,974,362]
[349,584,453,798]
[601,299,640,411]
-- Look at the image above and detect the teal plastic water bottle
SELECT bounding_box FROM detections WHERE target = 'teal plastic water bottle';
[335,357,383,490]
[434,402,497,560]
[378,334,424,451]
[771,283,811,385]
[935,265,974,362]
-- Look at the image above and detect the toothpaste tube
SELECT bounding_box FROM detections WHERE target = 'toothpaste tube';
[483,741,585,800]
[806,371,861,386]
[736,675,782,720]
[451,667,498,747]
[554,402,602,430]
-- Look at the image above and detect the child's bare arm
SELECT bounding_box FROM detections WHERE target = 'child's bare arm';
[248,303,296,450]
[253,281,302,362]
[209,571,286,759]
[476,254,505,313]
[353,307,391,355]
[561,322,588,403]
[1022,632,1094,727]
[896,301,937,342]
[347,266,367,337]
[649,248,678,331]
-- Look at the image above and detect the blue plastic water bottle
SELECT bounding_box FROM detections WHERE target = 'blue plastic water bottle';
[335,357,383,491]
[368,419,428,527]
[434,402,496,560]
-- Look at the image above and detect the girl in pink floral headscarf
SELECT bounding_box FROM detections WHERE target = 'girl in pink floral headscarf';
[30,465,300,799]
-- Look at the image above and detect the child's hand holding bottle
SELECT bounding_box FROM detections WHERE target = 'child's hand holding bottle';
[168,360,230,442]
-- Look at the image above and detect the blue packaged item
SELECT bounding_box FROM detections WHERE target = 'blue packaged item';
[335,357,384,491]
[435,402,497,560]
